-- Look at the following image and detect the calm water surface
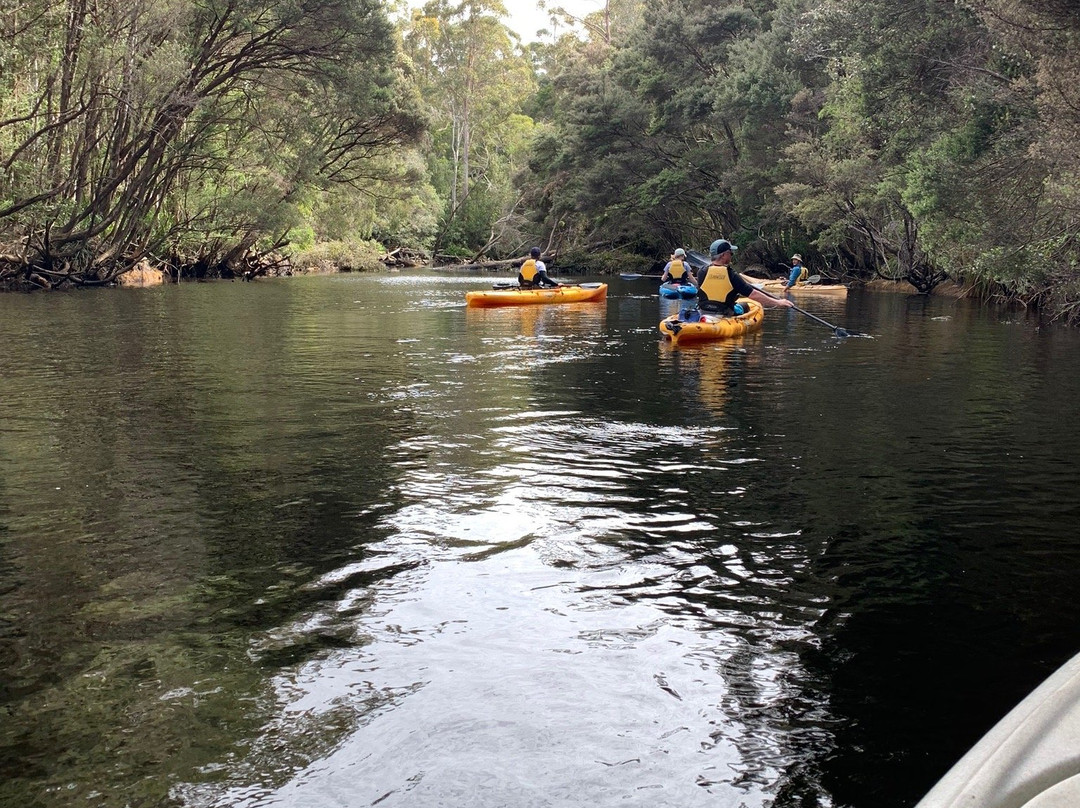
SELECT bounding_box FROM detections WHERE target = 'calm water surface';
[2,273,1080,808]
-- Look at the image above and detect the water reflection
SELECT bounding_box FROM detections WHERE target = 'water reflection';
[3,277,1080,808]
[660,338,765,416]
[170,352,835,808]
[465,300,607,341]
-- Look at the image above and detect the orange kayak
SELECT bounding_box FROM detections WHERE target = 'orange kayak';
[659,299,764,345]
[757,280,848,297]
[465,283,607,308]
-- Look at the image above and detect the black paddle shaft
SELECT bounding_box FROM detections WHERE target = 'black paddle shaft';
[790,303,854,337]
[755,286,858,337]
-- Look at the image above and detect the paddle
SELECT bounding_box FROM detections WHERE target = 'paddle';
[492,281,603,290]
[756,286,859,337]
[619,273,661,280]
[685,250,710,270]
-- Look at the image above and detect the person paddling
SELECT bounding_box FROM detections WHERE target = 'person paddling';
[694,239,794,316]
[660,248,697,287]
[518,247,560,288]
[783,254,809,288]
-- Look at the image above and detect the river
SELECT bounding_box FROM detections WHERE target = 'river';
[2,273,1079,808]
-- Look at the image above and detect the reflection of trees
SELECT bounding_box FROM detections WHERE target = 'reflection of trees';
[9,278,1072,808]
[0,279,427,805]
[571,335,837,802]
[572,499,837,804]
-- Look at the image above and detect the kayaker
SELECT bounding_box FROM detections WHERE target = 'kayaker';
[660,248,697,287]
[783,254,809,288]
[518,247,560,288]
[694,239,795,316]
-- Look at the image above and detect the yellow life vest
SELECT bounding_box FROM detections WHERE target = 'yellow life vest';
[668,259,687,280]
[520,258,538,283]
[698,265,736,307]
[795,266,808,284]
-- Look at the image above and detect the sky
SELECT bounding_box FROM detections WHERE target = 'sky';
[504,0,607,42]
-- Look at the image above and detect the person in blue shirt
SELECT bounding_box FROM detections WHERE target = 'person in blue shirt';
[784,254,809,288]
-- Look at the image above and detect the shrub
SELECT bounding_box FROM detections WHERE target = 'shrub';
[288,239,385,274]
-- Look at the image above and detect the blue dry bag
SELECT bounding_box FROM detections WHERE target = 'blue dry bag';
[679,308,701,322]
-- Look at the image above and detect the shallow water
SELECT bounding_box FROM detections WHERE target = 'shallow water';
[2,274,1079,807]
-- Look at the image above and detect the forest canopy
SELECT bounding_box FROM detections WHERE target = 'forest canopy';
[2,0,1079,319]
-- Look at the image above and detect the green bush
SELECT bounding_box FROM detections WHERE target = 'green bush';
[288,239,385,274]
[559,248,647,275]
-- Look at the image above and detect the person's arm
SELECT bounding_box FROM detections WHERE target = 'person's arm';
[786,266,801,287]
[536,265,561,287]
[748,288,794,308]
[733,270,792,308]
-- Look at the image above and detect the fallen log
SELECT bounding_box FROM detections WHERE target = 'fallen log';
[432,252,557,272]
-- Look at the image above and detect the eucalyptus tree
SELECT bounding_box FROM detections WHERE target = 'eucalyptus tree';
[402,0,535,257]
[0,0,423,287]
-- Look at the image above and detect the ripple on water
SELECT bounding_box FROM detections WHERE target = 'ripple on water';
[9,277,1080,808]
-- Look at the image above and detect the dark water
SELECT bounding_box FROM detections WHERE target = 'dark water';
[2,273,1079,808]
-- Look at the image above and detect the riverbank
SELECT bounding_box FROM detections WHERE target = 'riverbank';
[863,278,971,297]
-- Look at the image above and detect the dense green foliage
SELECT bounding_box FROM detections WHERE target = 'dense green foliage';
[401,0,536,259]
[0,0,426,285]
[3,0,1080,318]
[516,0,1080,315]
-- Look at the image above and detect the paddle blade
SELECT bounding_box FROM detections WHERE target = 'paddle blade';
[685,250,710,269]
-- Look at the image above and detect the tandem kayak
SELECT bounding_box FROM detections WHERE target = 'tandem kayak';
[659,299,764,345]
[465,283,607,308]
[659,282,698,299]
[755,279,848,297]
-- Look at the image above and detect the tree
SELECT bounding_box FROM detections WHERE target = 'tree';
[518,0,807,261]
[956,0,1080,317]
[402,0,535,258]
[0,0,424,286]
[777,0,1021,292]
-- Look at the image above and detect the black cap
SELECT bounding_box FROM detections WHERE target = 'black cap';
[709,239,737,257]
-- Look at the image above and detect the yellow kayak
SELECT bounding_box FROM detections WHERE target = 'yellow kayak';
[465,283,607,308]
[757,279,848,297]
[659,298,764,345]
